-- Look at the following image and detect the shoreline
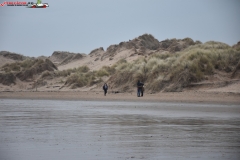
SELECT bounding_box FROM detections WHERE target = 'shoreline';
[0,91,239,105]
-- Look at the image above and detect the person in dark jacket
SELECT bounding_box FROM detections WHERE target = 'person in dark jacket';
[103,83,108,96]
[141,85,145,97]
[137,80,144,97]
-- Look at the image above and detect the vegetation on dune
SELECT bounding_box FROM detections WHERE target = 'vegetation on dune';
[1,40,239,92]
[0,58,57,84]
[2,62,21,72]
[41,70,52,79]
[1,59,57,73]
[0,72,16,85]
[108,41,240,92]
[61,66,101,89]
[16,59,57,81]
[43,40,239,90]
[20,59,35,69]
[34,41,240,91]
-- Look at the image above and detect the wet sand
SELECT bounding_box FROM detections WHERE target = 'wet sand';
[0,99,240,160]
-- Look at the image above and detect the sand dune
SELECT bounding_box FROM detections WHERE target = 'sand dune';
[0,34,239,96]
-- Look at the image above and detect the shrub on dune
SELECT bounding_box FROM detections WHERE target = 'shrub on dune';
[96,69,110,77]
[20,59,35,69]
[65,73,86,88]
[76,66,89,73]
[41,70,52,79]
[55,70,71,77]
[102,66,116,74]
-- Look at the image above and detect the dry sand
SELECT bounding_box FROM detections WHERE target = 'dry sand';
[0,90,239,104]
[58,49,139,71]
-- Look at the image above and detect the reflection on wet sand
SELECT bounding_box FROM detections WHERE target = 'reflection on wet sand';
[0,100,240,160]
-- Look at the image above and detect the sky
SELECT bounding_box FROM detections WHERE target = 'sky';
[0,0,240,57]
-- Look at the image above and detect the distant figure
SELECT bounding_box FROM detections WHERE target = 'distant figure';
[103,83,108,96]
[137,80,144,97]
[141,85,145,97]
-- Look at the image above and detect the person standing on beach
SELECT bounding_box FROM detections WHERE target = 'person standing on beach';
[103,83,108,96]
[141,85,144,97]
[137,80,144,97]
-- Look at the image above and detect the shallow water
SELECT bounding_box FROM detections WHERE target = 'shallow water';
[0,99,240,160]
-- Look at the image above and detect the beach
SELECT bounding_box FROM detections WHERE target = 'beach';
[0,95,240,160]
[0,91,240,104]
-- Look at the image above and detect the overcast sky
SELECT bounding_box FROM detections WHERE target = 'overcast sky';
[0,0,240,57]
